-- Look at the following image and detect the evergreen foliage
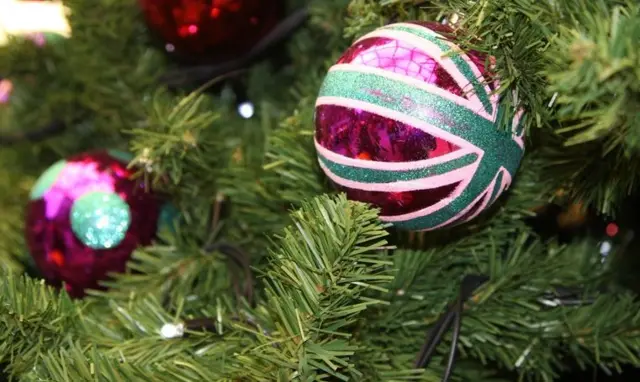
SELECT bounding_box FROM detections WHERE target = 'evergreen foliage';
[1,0,639,381]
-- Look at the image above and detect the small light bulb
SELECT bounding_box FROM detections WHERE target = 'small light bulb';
[165,43,175,52]
[599,241,612,256]
[160,323,185,339]
[237,101,255,119]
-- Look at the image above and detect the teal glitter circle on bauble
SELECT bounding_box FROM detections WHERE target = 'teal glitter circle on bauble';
[70,191,131,249]
[29,160,67,200]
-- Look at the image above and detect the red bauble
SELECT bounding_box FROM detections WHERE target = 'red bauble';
[138,0,285,63]
[25,150,164,297]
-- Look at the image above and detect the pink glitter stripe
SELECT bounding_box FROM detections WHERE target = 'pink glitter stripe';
[319,159,476,193]
[325,159,478,216]
[448,169,507,226]
[381,167,512,230]
[385,23,502,119]
[355,27,499,122]
[315,139,475,171]
[512,109,525,150]
[431,168,513,229]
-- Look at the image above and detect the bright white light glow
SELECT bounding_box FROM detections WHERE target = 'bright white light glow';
[237,101,255,119]
[160,323,185,339]
[599,241,612,257]
[0,0,71,46]
[238,101,256,119]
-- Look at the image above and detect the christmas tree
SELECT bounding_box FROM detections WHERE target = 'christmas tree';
[1,0,640,381]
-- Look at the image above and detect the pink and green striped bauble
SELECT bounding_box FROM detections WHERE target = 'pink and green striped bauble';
[314,22,525,231]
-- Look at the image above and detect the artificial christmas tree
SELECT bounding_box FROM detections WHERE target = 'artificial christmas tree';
[1,0,640,381]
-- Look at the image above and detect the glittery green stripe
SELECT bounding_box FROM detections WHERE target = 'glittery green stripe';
[318,152,477,184]
[320,69,491,133]
[388,160,495,231]
[319,69,522,173]
[380,24,493,115]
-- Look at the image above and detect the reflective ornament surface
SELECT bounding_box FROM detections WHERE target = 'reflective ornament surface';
[314,22,525,231]
[25,150,164,297]
[139,0,285,63]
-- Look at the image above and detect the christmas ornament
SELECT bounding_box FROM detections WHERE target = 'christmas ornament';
[138,0,285,64]
[0,78,11,103]
[0,0,70,46]
[314,22,525,231]
[25,150,166,297]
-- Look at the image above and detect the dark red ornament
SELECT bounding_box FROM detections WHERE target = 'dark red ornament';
[138,0,285,63]
[25,150,165,297]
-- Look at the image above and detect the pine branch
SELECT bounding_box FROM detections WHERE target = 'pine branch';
[219,0,354,251]
[124,89,226,196]
[219,79,328,251]
[546,0,640,150]
[25,296,249,381]
[536,135,640,216]
[79,296,242,367]
[89,237,238,310]
[0,37,81,151]
[357,228,640,381]
[219,101,321,250]
[539,0,640,214]
[62,0,164,138]
[231,194,394,381]
[0,151,32,273]
[342,0,554,133]
[0,273,80,376]
[23,340,235,382]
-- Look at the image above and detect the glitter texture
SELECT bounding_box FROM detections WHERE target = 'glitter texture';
[318,150,477,183]
[70,191,131,250]
[25,150,164,297]
[314,22,525,231]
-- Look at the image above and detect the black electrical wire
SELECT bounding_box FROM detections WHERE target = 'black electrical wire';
[416,271,604,381]
[414,305,457,370]
[443,296,463,381]
[414,274,489,381]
